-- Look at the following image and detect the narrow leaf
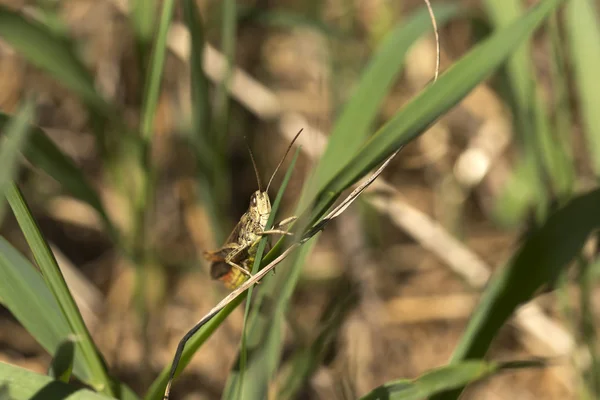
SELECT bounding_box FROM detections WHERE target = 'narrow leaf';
[5,184,113,395]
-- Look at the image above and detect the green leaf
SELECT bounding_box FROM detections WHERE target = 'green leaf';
[0,101,35,223]
[5,184,113,396]
[0,6,113,118]
[436,188,600,400]
[564,0,600,177]
[0,237,91,382]
[0,362,115,400]
[360,360,546,400]
[0,112,116,237]
[48,338,76,383]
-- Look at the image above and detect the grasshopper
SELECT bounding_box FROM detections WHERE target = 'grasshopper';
[203,129,303,289]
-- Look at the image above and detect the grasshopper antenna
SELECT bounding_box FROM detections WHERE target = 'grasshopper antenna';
[245,137,263,191]
[265,128,303,193]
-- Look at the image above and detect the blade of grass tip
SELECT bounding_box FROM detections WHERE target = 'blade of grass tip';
[433,188,600,400]
[0,111,118,243]
[0,100,35,224]
[360,360,546,400]
[225,148,300,400]
[182,0,227,243]
[5,184,114,396]
[564,0,600,178]
[0,362,115,400]
[0,237,92,382]
[230,5,460,397]
[0,6,113,119]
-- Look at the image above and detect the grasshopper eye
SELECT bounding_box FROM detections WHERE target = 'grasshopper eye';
[251,195,257,206]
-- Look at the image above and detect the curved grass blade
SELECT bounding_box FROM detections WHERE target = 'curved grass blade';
[0,237,91,382]
[0,6,113,119]
[48,338,76,383]
[360,360,546,400]
[0,362,115,400]
[434,187,600,400]
[5,184,114,396]
[0,112,117,240]
[0,101,34,224]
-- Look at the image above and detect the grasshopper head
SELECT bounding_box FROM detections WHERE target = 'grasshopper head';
[249,190,271,226]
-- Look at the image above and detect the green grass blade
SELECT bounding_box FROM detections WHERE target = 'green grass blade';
[434,188,600,400]
[360,360,545,400]
[0,112,116,238]
[140,0,175,141]
[182,0,226,242]
[48,338,75,383]
[0,237,91,382]
[0,362,115,400]
[223,149,300,400]
[0,101,34,223]
[564,0,600,177]
[5,184,114,396]
[0,6,113,119]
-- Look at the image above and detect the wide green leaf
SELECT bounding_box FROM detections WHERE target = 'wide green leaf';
[435,187,600,400]
[5,184,113,396]
[0,237,90,382]
[0,362,115,400]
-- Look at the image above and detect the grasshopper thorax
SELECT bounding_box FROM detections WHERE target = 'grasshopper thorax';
[248,190,271,230]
